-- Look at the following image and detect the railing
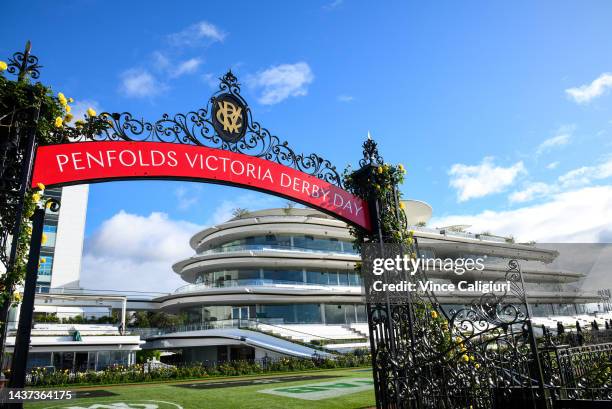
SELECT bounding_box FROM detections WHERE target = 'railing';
[408,225,510,243]
[129,319,368,340]
[539,338,612,402]
[197,244,358,256]
[173,279,361,293]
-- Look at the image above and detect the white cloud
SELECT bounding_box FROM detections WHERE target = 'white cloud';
[201,73,218,88]
[167,21,226,47]
[81,211,203,292]
[566,73,612,103]
[174,186,199,210]
[119,69,167,98]
[546,161,560,170]
[152,51,170,71]
[507,157,612,204]
[80,193,285,292]
[170,58,202,78]
[448,157,525,202]
[323,0,343,10]
[248,62,314,105]
[337,94,354,102]
[536,133,570,155]
[432,185,612,243]
[558,158,612,188]
[508,182,556,203]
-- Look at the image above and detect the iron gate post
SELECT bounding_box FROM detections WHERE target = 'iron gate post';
[518,259,551,409]
[0,41,42,375]
[351,137,415,409]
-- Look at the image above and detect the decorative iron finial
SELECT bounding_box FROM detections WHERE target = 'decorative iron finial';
[7,41,42,82]
[221,70,238,85]
[359,133,384,167]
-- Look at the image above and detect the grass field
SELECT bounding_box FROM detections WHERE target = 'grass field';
[24,368,375,409]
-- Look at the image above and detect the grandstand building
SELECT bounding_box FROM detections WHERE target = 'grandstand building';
[143,202,610,361]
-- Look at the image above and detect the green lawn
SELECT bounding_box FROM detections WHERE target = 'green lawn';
[25,368,375,409]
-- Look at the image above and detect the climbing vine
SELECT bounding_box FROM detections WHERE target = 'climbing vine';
[0,57,109,312]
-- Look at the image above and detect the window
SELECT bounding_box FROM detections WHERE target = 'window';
[257,304,321,324]
[38,256,53,276]
[263,269,302,283]
[306,270,329,285]
[42,225,57,247]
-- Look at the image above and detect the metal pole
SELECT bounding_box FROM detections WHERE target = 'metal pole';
[7,206,45,400]
[0,42,42,373]
[121,298,127,334]
[517,261,550,409]
[0,128,38,377]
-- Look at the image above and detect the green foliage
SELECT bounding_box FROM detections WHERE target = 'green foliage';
[25,354,372,387]
[129,311,185,329]
[0,59,111,317]
[136,349,161,363]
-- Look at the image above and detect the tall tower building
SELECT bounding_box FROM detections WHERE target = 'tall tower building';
[37,185,88,292]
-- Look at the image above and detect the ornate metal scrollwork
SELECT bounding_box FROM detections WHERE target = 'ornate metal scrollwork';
[71,71,343,188]
[6,41,42,81]
[359,133,384,167]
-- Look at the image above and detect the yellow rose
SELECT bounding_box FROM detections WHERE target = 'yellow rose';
[377,166,383,174]
[58,92,67,106]
[461,354,469,363]
[54,117,63,128]
[475,363,481,369]
[32,193,41,203]
[36,182,45,191]
[399,202,406,210]
[65,105,71,113]
[0,61,7,71]
[430,310,438,319]
[87,107,97,117]
[65,113,74,123]
[68,97,74,103]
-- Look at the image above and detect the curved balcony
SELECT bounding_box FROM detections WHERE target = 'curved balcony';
[174,278,362,294]
[197,243,357,256]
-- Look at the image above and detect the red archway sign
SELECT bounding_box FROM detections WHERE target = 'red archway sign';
[31,141,370,230]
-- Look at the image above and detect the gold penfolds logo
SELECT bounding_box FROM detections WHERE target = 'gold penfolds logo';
[215,100,243,133]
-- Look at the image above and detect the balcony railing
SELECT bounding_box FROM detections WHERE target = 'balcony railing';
[173,279,361,294]
[197,244,358,256]
[408,225,510,243]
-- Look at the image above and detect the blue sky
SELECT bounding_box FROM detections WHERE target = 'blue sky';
[2,1,611,291]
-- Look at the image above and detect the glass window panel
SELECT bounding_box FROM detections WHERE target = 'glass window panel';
[356,304,367,322]
[306,270,328,285]
[263,270,302,283]
[38,256,53,276]
[325,304,349,325]
[349,272,361,286]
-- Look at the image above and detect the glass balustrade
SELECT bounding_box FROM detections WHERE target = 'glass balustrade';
[174,277,361,293]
